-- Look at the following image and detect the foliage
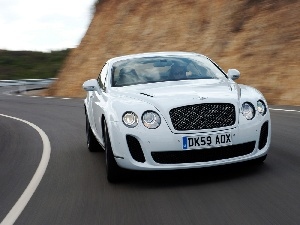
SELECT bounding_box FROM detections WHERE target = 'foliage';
[0,49,71,80]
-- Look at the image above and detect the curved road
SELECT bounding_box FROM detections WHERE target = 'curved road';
[0,86,300,225]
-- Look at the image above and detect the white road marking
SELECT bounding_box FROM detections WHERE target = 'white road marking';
[269,108,300,113]
[0,114,51,225]
[1,90,78,101]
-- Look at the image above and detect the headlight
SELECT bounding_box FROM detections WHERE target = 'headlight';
[242,102,255,120]
[142,111,161,129]
[122,111,138,128]
[257,100,267,115]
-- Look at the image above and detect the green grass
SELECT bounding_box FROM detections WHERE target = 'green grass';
[0,49,71,80]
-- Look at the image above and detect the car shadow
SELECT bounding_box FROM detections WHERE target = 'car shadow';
[118,161,270,187]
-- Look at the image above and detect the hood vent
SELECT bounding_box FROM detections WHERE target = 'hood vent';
[140,92,153,97]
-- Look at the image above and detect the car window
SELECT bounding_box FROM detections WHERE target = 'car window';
[97,63,108,90]
[112,56,226,87]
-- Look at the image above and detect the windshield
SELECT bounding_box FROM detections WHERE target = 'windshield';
[112,55,226,87]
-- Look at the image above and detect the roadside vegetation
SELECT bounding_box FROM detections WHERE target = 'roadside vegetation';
[0,49,70,80]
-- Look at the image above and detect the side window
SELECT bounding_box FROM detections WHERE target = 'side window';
[97,63,109,90]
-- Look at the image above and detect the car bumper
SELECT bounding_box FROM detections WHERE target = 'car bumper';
[108,115,271,171]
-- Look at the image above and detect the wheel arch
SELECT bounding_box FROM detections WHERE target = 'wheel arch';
[101,114,106,141]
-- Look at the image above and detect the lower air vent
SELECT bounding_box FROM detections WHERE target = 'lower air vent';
[126,135,145,163]
[259,121,269,150]
[151,141,256,164]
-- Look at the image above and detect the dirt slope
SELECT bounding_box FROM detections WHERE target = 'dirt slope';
[47,0,300,105]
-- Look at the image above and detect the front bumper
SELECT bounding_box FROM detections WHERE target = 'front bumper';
[108,114,271,171]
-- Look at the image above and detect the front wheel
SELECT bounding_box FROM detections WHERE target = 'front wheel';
[104,120,121,183]
[86,114,100,152]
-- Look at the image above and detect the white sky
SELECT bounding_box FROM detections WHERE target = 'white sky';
[0,0,96,52]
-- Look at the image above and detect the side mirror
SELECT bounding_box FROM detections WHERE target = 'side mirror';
[227,69,240,80]
[82,79,99,92]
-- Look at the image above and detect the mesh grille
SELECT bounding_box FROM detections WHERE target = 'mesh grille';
[169,103,236,131]
[151,141,256,164]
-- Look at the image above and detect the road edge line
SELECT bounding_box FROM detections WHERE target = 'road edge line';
[0,114,51,225]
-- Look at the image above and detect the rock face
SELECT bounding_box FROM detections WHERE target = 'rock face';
[48,0,300,105]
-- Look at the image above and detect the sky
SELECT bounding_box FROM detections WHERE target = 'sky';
[0,0,96,52]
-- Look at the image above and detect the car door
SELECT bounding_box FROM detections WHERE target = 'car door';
[91,63,109,146]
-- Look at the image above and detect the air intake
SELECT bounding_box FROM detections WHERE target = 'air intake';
[126,135,145,163]
[259,121,269,150]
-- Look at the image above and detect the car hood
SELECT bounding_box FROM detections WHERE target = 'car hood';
[111,79,240,113]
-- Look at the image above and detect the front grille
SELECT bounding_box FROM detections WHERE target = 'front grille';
[126,135,145,163]
[169,103,236,131]
[151,141,256,164]
[259,121,269,150]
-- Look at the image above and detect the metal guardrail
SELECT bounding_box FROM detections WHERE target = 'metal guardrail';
[0,78,57,87]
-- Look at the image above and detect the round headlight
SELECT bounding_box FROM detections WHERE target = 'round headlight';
[142,111,161,129]
[122,112,138,128]
[242,102,255,120]
[257,100,267,115]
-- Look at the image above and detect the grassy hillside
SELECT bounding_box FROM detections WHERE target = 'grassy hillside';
[0,49,70,80]
[48,0,300,105]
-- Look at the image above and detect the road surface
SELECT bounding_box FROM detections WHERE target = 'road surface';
[0,86,300,225]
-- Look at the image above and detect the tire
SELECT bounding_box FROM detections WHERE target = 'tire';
[104,120,121,183]
[86,114,100,152]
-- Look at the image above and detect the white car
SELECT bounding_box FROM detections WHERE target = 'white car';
[83,52,271,182]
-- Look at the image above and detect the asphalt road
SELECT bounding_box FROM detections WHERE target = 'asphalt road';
[0,86,300,225]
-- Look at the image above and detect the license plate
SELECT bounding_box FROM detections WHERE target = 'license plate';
[182,133,232,150]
